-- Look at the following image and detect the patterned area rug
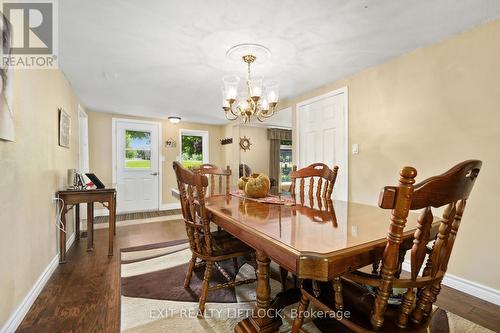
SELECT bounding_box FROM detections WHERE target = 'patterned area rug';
[94,209,182,224]
[120,241,493,333]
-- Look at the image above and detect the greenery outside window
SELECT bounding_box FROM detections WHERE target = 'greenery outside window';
[180,129,209,169]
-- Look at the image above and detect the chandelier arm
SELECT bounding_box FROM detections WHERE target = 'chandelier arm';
[224,110,238,121]
[229,107,238,117]
[259,108,275,118]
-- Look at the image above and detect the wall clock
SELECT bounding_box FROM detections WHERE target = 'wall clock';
[239,136,252,151]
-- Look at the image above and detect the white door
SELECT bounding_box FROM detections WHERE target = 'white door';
[297,87,348,201]
[115,120,160,212]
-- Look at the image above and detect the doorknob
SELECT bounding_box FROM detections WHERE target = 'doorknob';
[150,172,159,176]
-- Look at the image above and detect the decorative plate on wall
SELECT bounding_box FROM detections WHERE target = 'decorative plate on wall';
[239,136,252,151]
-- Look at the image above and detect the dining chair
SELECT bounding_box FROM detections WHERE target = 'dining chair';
[291,160,482,332]
[280,163,339,290]
[195,163,231,196]
[289,163,339,200]
[173,161,256,316]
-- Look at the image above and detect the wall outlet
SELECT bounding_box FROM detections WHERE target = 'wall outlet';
[352,143,359,155]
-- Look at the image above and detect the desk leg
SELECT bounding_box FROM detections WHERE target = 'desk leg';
[75,203,80,241]
[108,196,116,256]
[235,250,282,333]
[87,202,94,252]
[59,205,67,264]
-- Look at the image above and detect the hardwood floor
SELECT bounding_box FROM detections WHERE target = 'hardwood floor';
[17,219,500,332]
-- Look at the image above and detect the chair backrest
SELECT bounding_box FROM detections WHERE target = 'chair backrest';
[195,164,231,196]
[375,160,481,327]
[289,163,339,200]
[173,161,213,257]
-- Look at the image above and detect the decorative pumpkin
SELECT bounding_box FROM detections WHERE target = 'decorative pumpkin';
[238,176,249,190]
[244,173,270,198]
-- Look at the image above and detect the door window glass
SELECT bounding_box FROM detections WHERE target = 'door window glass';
[125,130,151,169]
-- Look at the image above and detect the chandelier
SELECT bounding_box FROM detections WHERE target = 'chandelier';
[221,44,279,123]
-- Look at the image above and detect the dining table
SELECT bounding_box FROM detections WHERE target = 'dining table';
[172,189,441,333]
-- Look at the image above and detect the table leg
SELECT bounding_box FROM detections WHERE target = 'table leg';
[87,202,94,252]
[235,250,282,333]
[59,204,67,264]
[108,196,116,256]
[75,203,80,241]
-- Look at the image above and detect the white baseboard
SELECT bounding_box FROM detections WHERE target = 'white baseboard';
[160,202,181,210]
[0,232,76,333]
[0,255,59,333]
[94,208,109,217]
[402,261,500,306]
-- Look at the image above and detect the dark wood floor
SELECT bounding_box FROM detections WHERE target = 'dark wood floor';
[17,220,500,332]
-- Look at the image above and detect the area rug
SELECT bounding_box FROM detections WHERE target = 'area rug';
[120,241,493,333]
[94,209,182,224]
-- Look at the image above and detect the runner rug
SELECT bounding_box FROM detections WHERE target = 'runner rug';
[120,240,493,333]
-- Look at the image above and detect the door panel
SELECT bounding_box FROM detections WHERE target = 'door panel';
[116,121,159,212]
[298,90,348,201]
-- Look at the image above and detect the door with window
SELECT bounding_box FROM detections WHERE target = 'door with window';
[116,120,160,212]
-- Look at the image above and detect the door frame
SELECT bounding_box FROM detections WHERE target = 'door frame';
[295,86,349,200]
[112,118,163,212]
[78,105,89,220]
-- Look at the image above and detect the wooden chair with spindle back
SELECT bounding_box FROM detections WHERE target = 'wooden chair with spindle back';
[289,163,339,201]
[195,163,231,196]
[291,160,482,333]
[173,161,256,316]
[280,163,340,292]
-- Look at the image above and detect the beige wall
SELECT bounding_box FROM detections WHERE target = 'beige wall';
[0,70,81,327]
[279,19,500,290]
[87,111,225,205]
[238,125,271,175]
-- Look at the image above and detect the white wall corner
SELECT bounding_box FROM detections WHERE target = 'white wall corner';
[402,260,500,306]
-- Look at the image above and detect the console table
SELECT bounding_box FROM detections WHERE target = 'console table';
[56,188,116,263]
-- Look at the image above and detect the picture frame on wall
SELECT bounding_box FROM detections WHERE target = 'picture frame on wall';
[58,108,71,148]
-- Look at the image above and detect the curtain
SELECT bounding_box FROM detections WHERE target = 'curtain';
[268,129,292,189]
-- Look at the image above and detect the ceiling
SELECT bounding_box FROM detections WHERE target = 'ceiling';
[59,0,500,124]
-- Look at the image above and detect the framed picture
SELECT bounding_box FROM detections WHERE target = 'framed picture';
[58,108,71,148]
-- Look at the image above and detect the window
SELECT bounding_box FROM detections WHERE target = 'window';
[125,130,151,169]
[180,129,209,169]
[280,141,292,183]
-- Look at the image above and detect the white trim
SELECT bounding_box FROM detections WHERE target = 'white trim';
[402,261,500,306]
[160,202,181,210]
[0,255,59,333]
[179,129,209,164]
[295,86,349,201]
[112,118,163,213]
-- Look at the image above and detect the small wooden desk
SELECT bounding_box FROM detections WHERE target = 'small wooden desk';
[56,188,116,263]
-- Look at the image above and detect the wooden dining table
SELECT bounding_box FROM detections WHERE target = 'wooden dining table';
[204,193,441,333]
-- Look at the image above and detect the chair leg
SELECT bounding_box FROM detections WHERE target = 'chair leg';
[279,266,288,292]
[198,261,214,317]
[291,293,310,333]
[233,257,239,280]
[184,255,197,288]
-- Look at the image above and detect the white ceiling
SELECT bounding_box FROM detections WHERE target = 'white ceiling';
[59,0,500,124]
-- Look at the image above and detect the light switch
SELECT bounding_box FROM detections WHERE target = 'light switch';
[352,144,359,155]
